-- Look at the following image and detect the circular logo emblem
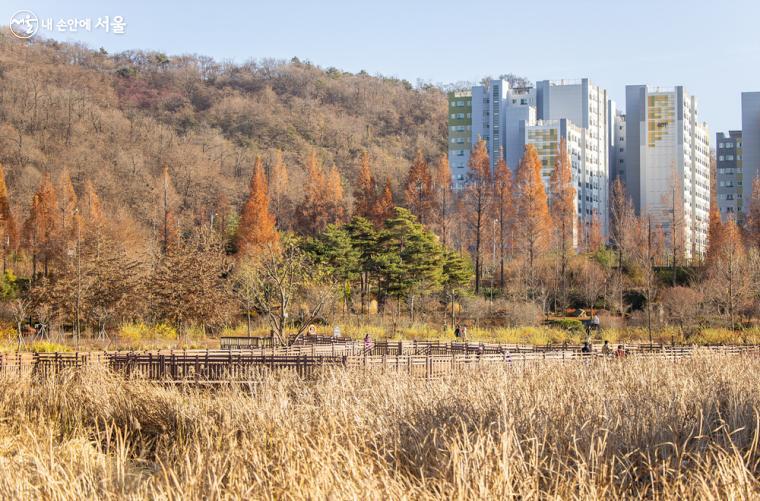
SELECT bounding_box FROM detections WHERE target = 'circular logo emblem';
[9,10,39,39]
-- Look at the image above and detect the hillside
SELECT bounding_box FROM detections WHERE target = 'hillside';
[0,31,447,230]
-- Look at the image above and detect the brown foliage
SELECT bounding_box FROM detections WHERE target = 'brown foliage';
[403,150,433,225]
[235,156,279,255]
[492,154,513,288]
[462,138,492,293]
[431,154,452,246]
[22,173,59,278]
[374,178,395,225]
[549,139,576,254]
[513,144,551,270]
[353,150,376,221]
[0,164,18,252]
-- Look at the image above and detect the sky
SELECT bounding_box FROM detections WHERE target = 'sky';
[3,0,760,135]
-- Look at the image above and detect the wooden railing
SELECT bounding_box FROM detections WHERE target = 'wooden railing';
[0,345,757,382]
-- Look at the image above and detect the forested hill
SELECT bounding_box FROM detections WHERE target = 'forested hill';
[0,31,447,230]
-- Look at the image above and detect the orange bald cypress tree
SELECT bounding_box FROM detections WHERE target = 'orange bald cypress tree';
[706,219,746,328]
[353,151,377,221]
[325,164,347,225]
[236,156,278,255]
[549,139,576,253]
[403,150,433,224]
[23,173,59,279]
[295,151,330,235]
[0,164,18,258]
[463,138,492,293]
[549,139,576,300]
[492,153,513,288]
[514,144,551,273]
[706,162,724,263]
[374,178,395,225]
[58,168,78,240]
[432,154,452,246]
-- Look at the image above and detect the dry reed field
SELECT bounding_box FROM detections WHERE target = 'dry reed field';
[0,353,757,499]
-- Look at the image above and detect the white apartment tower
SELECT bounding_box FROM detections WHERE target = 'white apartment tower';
[535,79,610,234]
[625,85,711,259]
[471,79,509,172]
[608,104,626,183]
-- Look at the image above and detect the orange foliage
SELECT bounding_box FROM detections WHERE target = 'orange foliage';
[513,144,551,268]
[403,150,433,224]
[236,156,279,255]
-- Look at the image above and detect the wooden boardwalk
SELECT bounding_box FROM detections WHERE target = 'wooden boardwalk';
[0,344,757,382]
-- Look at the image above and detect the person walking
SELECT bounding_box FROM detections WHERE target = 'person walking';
[591,313,601,334]
[363,333,373,353]
[454,324,461,338]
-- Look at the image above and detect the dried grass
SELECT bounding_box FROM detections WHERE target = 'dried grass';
[0,353,756,499]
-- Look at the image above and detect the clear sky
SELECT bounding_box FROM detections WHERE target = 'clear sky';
[4,0,760,136]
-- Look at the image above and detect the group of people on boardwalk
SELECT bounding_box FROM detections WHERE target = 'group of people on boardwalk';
[583,340,626,358]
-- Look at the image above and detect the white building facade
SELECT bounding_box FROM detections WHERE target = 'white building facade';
[625,85,711,259]
[535,79,610,234]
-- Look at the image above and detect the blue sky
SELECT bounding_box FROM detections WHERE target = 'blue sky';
[4,0,760,136]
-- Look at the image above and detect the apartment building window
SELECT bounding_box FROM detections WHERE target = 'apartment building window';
[719,156,724,161]
[719,143,724,148]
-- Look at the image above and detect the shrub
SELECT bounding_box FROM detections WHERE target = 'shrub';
[27,341,71,353]
[118,322,178,343]
[546,318,585,334]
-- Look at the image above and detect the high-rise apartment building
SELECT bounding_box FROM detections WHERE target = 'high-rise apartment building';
[447,90,473,190]
[741,92,760,211]
[446,77,612,240]
[625,85,711,259]
[715,131,743,221]
[535,79,610,233]
[471,79,508,172]
[609,106,626,182]
[504,86,537,170]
